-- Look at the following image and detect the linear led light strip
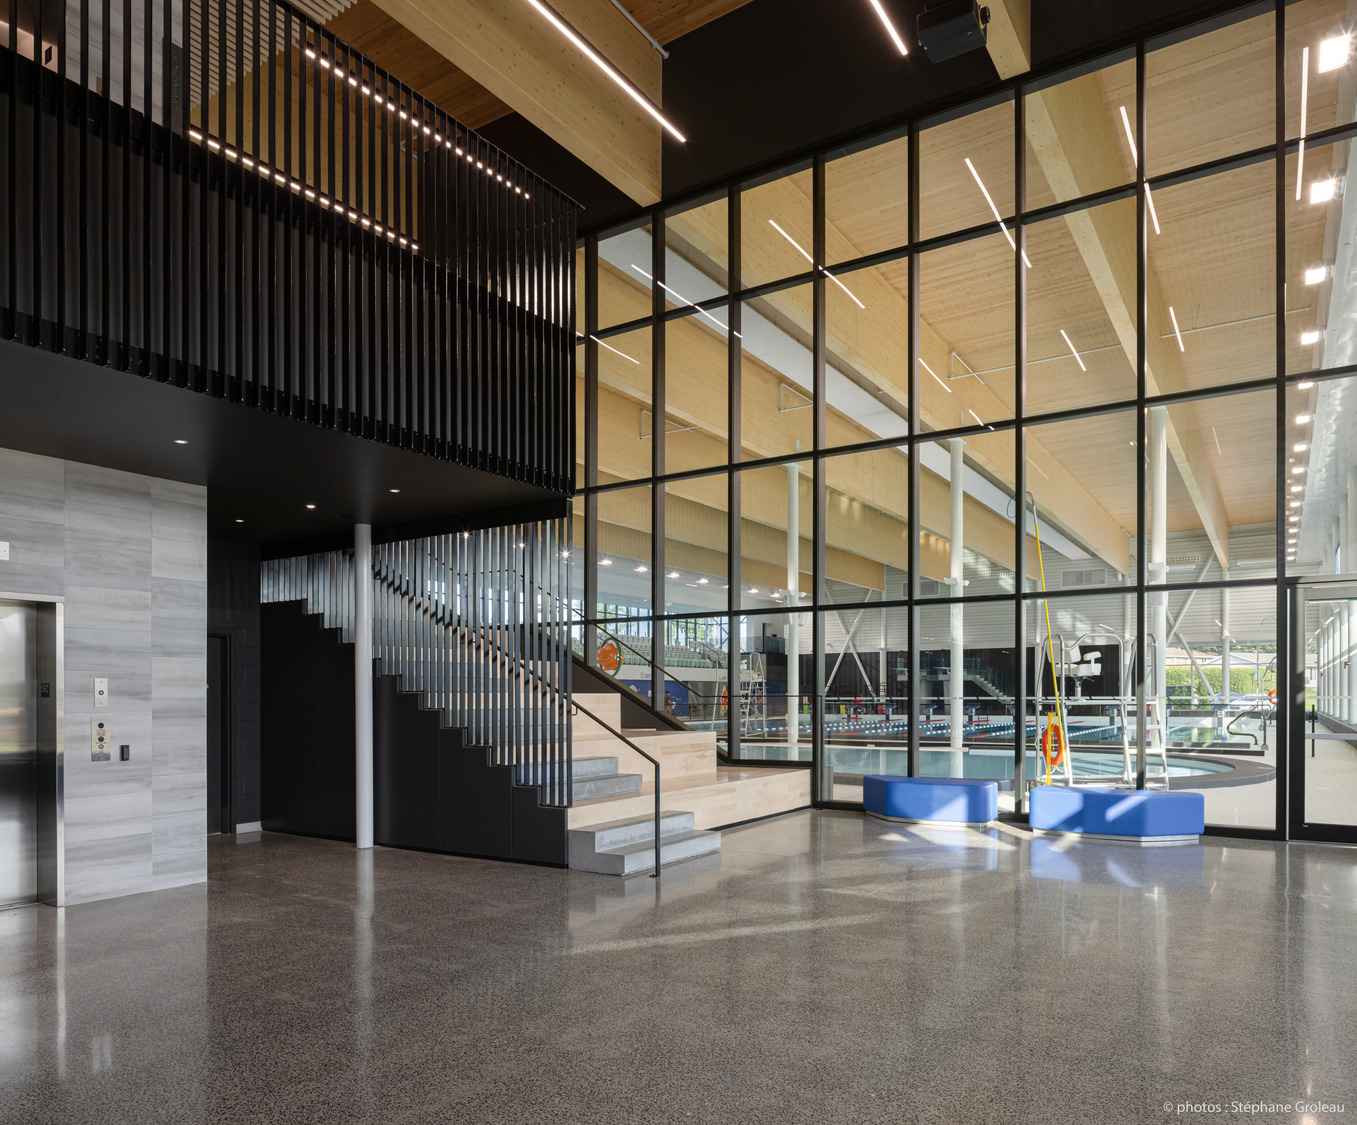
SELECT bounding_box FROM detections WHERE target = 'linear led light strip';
[768,220,865,308]
[1117,106,1160,235]
[964,158,1032,268]
[921,357,949,393]
[628,264,741,336]
[1297,46,1310,201]
[301,46,531,200]
[523,0,686,142]
[188,127,419,250]
[1059,328,1085,371]
[867,0,908,55]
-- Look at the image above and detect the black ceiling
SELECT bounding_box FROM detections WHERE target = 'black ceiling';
[0,339,561,549]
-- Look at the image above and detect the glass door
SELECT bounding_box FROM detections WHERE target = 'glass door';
[1291,582,1357,843]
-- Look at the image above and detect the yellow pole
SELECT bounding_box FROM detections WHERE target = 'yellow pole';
[1033,508,1067,785]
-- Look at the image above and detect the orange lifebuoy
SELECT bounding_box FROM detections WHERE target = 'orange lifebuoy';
[1268,688,1277,703]
[1041,723,1065,770]
[596,641,622,676]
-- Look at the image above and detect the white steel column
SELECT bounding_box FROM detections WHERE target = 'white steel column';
[1348,602,1357,725]
[786,464,800,747]
[949,438,965,777]
[1320,625,1328,716]
[1148,408,1169,708]
[1343,608,1352,724]
[355,523,374,850]
[1221,577,1231,706]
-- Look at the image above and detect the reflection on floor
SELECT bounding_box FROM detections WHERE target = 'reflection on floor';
[0,817,1354,1124]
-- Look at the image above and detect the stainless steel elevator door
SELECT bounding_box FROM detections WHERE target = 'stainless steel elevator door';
[0,602,38,907]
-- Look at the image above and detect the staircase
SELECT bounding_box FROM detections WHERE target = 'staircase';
[565,688,811,874]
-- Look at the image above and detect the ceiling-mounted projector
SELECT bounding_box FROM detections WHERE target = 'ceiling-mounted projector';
[917,0,991,62]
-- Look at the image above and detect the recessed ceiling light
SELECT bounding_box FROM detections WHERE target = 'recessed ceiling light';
[1292,466,1305,474]
[1318,31,1351,73]
[1297,413,1314,423]
[1310,178,1338,204]
[667,570,680,578]
[697,577,709,584]
[1295,443,1310,452]
[634,564,648,573]
[389,488,400,493]
[235,519,244,523]
[1305,265,1329,285]
[305,504,316,510]
[1290,500,1302,507]
[1301,329,1323,345]
[1291,484,1304,492]
[1298,381,1315,389]
[173,439,188,445]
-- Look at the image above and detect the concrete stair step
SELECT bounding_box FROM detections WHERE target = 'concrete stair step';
[571,756,622,780]
[572,772,645,800]
[568,810,720,875]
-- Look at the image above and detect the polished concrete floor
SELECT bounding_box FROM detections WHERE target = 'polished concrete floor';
[2,813,1355,1125]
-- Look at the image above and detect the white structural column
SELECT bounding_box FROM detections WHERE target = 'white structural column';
[1322,624,1330,716]
[786,464,800,747]
[949,438,965,777]
[1148,408,1169,711]
[355,523,375,850]
[1348,602,1357,725]
[1221,577,1231,706]
[1343,607,1352,724]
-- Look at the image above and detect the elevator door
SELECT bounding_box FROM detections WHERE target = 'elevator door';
[0,601,38,907]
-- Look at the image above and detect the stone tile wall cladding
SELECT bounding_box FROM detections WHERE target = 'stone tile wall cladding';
[0,447,207,904]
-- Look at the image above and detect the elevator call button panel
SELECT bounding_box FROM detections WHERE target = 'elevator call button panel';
[92,720,111,762]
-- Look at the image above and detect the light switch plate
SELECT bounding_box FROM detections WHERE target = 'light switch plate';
[94,677,109,708]
[0,541,9,560]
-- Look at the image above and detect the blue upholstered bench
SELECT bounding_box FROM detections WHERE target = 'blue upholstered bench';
[863,776,999,826]
[1028,785,1204,844]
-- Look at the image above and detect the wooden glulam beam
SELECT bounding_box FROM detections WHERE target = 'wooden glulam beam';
[984,0,1031,80]
[366,0,663,203]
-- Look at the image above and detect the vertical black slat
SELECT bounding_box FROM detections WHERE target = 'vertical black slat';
[726,186,742,759]
[213,0,225,390]
[196,0,208,389]
[282,5,293,416]
[1135,42,1148,792]
[811,154,827,803]
[140,0,153,372]
[1013,89,1028,817]
[326,35,338,428]
[906,124,921,782]
[650,217,665,708]
[54,0,66,348]
[366,61,377,438]
[266,0,277,410]
[79,0,90,355]
[1275,0,1291,839]
[5,0,16,336]
[231,0,243,398]
[100,0,110,360]
[297,21,308,419]
[312,29,323,425]
[177,0,190,384]
[30,0,41,346]
[248,0,260,402]
[378,71,389,440]
[159,0,171,376]
[119,0,129,365]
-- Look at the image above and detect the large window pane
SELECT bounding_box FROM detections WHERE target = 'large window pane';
[1287,0,1357,139]
[741,165,814,288]
[821,604,911,801]
[1025,199,1137,415]
[664,194,729,309]
[740,286,814,460]
[734,611,813,762]
[825,264,909,447]
[824,446,909,605]
[1149,162,1275,391]
[920,99,1013,241]
[1146,12,1274,177]
[740,464,809,613]
[920,430,1018,598]
[1148,389,1277,583]
[666,312,729,474]
[596,486,652,617]
[826,129,909,262]
[596,220,653,330]
[664,473,729,614]
[1024,56,1137,212]
[1288,375,1357,575]
[1285,139,1354,376]
[1027,409,1137,593]
[594,326,651,486]
[918,233,1017,429]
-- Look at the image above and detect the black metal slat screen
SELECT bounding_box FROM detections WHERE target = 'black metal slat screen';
[260,518,574,806]
[0,0,576,493]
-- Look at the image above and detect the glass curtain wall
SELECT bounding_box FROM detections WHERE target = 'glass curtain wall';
[574,2,1357,835]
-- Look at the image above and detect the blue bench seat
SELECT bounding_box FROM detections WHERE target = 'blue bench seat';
[863,776,999,826]
[1029,785,1204,844]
